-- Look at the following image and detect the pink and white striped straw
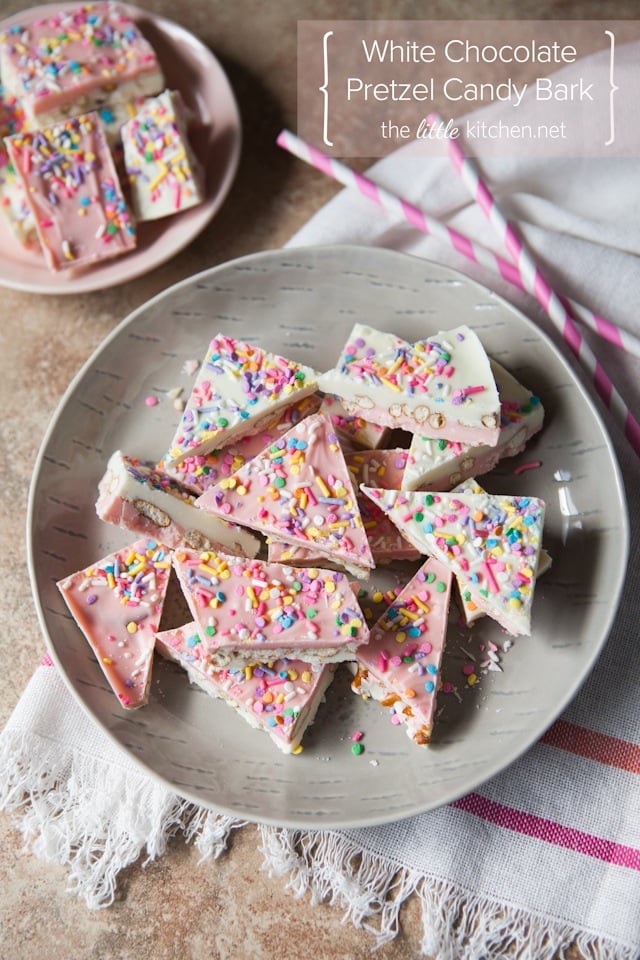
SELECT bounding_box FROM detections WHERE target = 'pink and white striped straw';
[276,129,640,361]
[426,111,640,458]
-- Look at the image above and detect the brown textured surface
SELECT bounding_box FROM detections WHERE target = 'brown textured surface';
[0,0,631,957]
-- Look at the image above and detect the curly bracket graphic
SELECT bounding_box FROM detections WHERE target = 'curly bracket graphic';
[320,30,333,147]
[604,29,619,147]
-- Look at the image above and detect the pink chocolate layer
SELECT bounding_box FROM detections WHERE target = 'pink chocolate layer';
[196,412,375,576]
[56,537,172,709]
[155,621,336,753]
[171,548,370,664]
[0,3,163,120]
[5,112,136,271]
[352,556,453,745]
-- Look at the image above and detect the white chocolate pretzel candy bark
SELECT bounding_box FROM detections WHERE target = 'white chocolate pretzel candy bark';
[361,486,545,637]
[450,478,552,626]
[0,3,165,126]
[122,89,204,221]
[155,622,336,754]
[317,323,501,446]
[171,548,370,667]
[5,112,136,272]
[164,335,319,467]
[163,392,321,496]
[196,412,375,577]
[351,557,453,745]
[96,450,260,556]
[403,361,544,491]
[57,537,172,709]
[267,448,420,567]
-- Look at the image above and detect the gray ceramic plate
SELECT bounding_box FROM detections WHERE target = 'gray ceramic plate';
[28,246,628,828]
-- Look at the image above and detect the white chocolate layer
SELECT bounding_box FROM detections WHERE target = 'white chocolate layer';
[449,479,551,627]
[164,335,319,466]
[361,485,545,637]
[318,323,501,445]
[403,361,544,491]
[122,89,204,221]
[96,450,260,557]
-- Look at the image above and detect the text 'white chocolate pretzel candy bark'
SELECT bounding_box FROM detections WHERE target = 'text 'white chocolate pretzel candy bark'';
[155,622,336,754]
[171,548,370,668]
[362,486,545,637]
[95,450,260,556]
[164,335,319,467]
[351,556,453,745]
[5,112,136,272]
[317,323,501,445]
[0,3,165,126]
[196,412,375,577]
[57,537,172,709]
[402,360,544,491]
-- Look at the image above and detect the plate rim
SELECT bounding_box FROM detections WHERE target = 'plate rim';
[0,1,242,295]
[26,244,631,828]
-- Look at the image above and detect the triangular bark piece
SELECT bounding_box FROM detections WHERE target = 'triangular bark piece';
[164,335,318,466]
[155,621,336,754]
[196,412,375,576]
[57,537,172,708]
[352,556,453,745]
[361,486,545,636]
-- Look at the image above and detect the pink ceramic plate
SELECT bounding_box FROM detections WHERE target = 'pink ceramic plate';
[0,3,241,294]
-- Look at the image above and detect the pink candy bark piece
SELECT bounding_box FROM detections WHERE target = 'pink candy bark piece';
[196,412,375,577]
[352,557,453,745]
[57,537,172,709]
[5,112,136,272]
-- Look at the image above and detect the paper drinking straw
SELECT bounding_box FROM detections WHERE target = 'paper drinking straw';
[276,129,640,360]
[426,111,640,458]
